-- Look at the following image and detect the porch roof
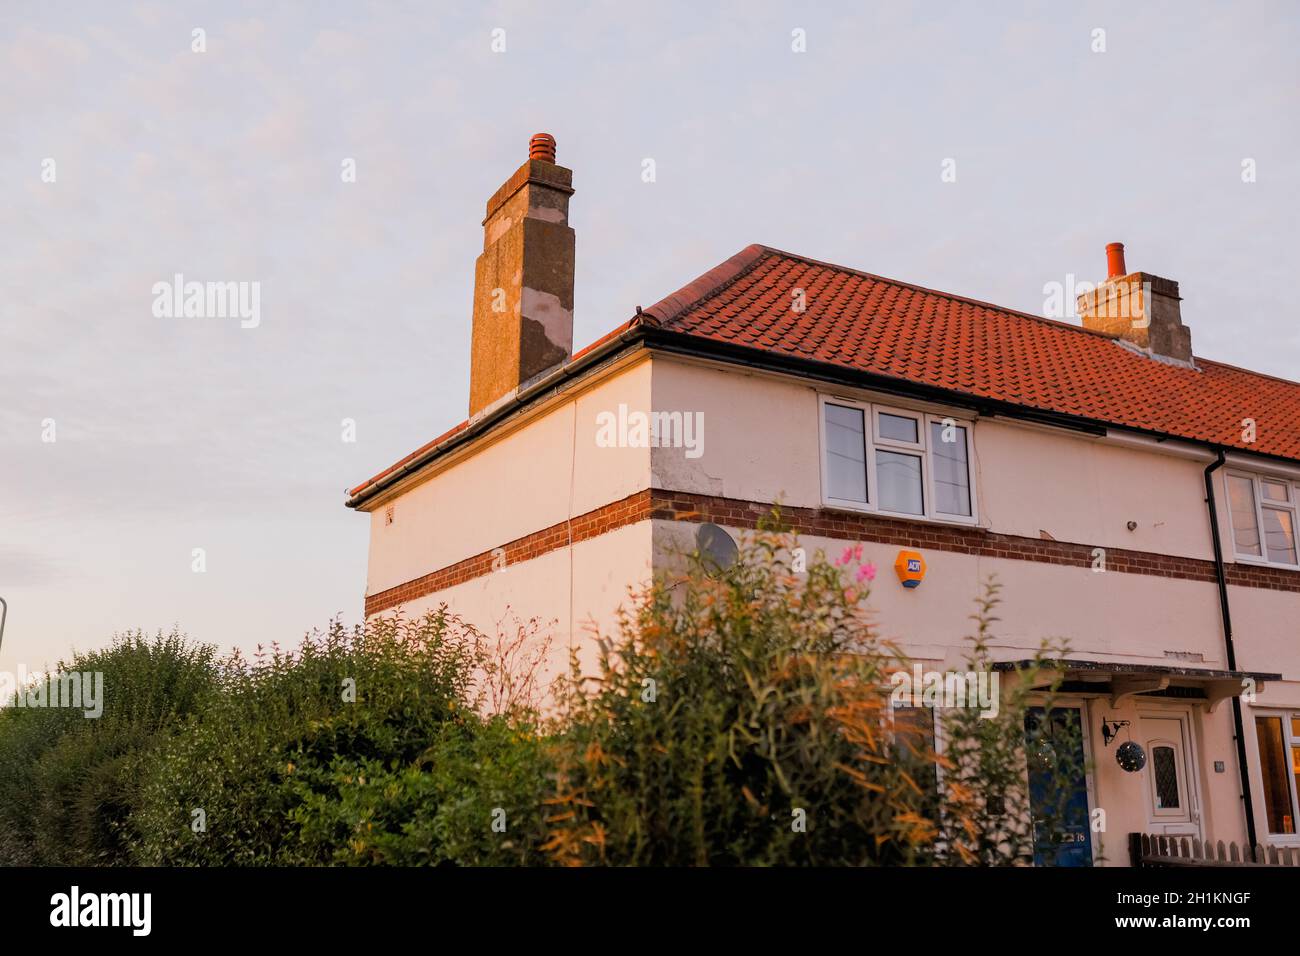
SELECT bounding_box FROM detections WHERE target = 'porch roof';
[990,658,1281,712]
[991,659,1281,682]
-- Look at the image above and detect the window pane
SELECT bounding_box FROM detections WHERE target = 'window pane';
[1228,476,1262,556]
[1263,506,1298,564]
[877,450,923,514]
[1152,746,1180,809]
[930,421,971,516]
[878,412,919,444]
[825,404,867,502]
[1255,716,1297,834]
[1262,479,1290,503]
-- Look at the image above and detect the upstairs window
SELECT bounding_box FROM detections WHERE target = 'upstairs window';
[819,397,976,523]
[1227,471,1299,566]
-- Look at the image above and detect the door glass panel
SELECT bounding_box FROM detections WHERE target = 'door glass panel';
[1227,476,1262,556]
[1152,746,1180,809]
[824,404,867,502]
[1255,716,1296,834]
[877,450,923,514]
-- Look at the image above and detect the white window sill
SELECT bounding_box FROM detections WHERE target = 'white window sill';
[1232,554,1300,571]
[820,499,980,529]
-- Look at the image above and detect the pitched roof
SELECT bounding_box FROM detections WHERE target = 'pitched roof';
[640,244,1300,462]
[349,244,1300,503]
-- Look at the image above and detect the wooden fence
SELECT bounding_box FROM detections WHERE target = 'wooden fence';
[1130,832,1300,867]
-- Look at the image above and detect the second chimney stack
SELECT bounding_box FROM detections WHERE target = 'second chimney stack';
[1078,242,1194,365]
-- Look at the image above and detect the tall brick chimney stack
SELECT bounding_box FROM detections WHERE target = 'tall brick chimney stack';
[1077,242,1194,365]
[468,133,575,417]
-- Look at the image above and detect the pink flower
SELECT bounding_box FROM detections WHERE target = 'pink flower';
[836,546,854,567]
[856,562,877,583]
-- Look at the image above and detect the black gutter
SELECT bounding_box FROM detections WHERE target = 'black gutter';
[1204,448,1259,854]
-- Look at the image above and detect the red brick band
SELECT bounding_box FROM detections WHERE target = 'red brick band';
[365,490,653,615]
[364,489,1300,615]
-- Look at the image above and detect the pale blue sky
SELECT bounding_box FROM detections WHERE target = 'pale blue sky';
[2,1,1297,674]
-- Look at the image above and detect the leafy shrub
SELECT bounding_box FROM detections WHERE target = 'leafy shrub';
[544,525,941,866]
[287,716,550,865]
[0,631,221,865]
[543,521,1082,867]
[132,611,552,866]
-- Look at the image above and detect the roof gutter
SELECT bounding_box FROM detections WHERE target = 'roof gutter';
[1203,447,1259,853]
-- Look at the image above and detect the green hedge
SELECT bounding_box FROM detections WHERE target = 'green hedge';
[131,612,550,866]
[0,632,220,865]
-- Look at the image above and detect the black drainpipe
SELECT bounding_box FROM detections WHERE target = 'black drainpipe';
[1203,448,1259,854]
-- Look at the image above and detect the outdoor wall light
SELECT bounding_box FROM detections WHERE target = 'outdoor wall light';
[1026,734,1056,773]
[1101,718,1146,772]
[1115,741,1147,772]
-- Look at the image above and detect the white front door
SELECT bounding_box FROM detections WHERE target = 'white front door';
[1140,712,1202,837]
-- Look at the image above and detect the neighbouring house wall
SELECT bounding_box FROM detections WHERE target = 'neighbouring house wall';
[975,424,1213,561]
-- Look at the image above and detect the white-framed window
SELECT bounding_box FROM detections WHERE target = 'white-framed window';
[1254,713,1300,838]
[818,395,976,523]
[1225,471,1299,566]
